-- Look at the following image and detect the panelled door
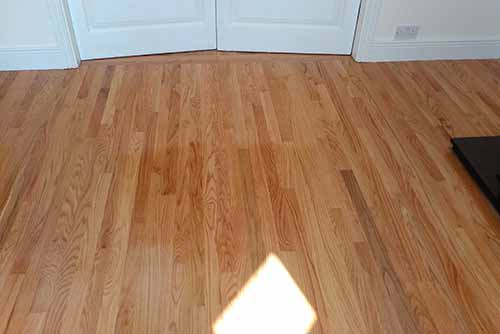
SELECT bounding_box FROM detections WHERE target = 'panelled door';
[69,0,361,59]
[216,0,361,54]
[68,0,217,60]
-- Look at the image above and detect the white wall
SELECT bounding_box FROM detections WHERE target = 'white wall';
[0,0,79,70]
[353,0,500,61]
[1,0,57,47]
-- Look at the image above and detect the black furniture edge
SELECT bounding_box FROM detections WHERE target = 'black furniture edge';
[451,137,500,215]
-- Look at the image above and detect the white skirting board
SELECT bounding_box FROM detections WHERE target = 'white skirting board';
[0,45,74,71]
[353,39,500,62]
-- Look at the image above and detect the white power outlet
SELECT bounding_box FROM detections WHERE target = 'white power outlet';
[395,25,420,40]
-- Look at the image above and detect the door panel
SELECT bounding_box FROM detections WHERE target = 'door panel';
[69,0,216,59]
[217,0,361,54]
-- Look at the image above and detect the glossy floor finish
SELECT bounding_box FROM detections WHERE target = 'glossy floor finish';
[0,52,499,334]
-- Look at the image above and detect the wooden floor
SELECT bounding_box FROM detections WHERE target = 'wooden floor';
[0,52,499,334]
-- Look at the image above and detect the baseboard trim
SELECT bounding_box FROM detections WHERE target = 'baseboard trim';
[0,45,73,71]
[353,39,500,62]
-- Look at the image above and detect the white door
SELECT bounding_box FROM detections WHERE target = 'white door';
[217,0,361,54]
[68,0,216,60]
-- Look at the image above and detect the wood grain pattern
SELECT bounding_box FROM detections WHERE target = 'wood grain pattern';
[1,53,500,334]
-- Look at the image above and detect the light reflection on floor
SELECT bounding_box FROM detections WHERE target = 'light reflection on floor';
[213,253,317,334]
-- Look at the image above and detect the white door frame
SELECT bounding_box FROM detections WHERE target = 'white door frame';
[49,0,81,68]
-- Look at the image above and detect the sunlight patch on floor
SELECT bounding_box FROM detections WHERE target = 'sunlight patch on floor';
[213,253,317,334]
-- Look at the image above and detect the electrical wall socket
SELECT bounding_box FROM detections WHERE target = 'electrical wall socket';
[395,25,420,40]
